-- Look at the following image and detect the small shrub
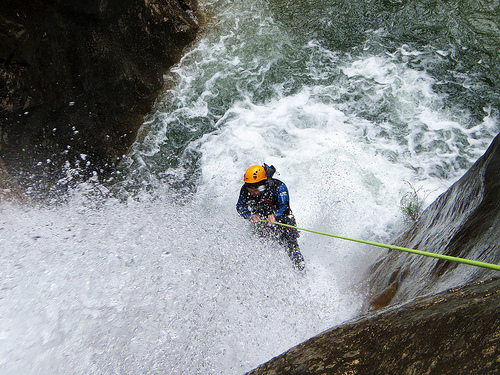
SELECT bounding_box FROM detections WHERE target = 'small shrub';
[400,181,426,223]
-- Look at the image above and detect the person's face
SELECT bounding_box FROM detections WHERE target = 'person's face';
[246,184,265,196]
[247,186,261,196]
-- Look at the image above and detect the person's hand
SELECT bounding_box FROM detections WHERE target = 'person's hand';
[268,214,276,224]
[250,215,260,223]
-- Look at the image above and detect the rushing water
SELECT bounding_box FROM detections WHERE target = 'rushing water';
[2,0,500,373]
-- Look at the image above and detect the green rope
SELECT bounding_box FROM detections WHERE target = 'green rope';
[260,220,500,272]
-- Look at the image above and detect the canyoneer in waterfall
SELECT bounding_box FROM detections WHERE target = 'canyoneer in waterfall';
[236,164,305,271]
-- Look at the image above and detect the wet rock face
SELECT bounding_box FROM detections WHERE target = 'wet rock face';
[247,277,500,375]
[0,0,200,192]
[366,131,500,308]
[0,156,25,203]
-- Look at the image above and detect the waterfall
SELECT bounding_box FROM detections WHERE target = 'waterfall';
[2,0,499,373]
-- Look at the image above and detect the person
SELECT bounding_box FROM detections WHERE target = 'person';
[236,164,305,271]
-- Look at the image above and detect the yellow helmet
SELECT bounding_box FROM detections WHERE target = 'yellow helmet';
[244,165,267,184]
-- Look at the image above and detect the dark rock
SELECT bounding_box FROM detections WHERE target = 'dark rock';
[366,131,500,309]
[0,156,26,203]
[0,0,200,196]
[247,277,500,375]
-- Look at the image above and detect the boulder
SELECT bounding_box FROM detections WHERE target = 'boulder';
[0,0,200,194]
[246,277,500,375]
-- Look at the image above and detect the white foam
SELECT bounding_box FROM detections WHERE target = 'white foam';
[0,198,362,374]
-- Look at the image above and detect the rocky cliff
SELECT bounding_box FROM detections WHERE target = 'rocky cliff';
[0,0,200,196]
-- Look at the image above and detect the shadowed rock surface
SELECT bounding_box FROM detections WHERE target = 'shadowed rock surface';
[0,0,200,196]
[366,131,500,309]
[0,156,25,203]
[247,277,500,375]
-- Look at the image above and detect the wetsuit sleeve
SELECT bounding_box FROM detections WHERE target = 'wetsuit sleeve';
[274,183,290,219]
[236,187,251,219]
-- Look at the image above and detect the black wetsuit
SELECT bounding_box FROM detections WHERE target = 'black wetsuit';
[236,178,305,270]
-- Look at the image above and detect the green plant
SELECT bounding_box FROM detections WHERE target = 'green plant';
[400,181,426,223]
